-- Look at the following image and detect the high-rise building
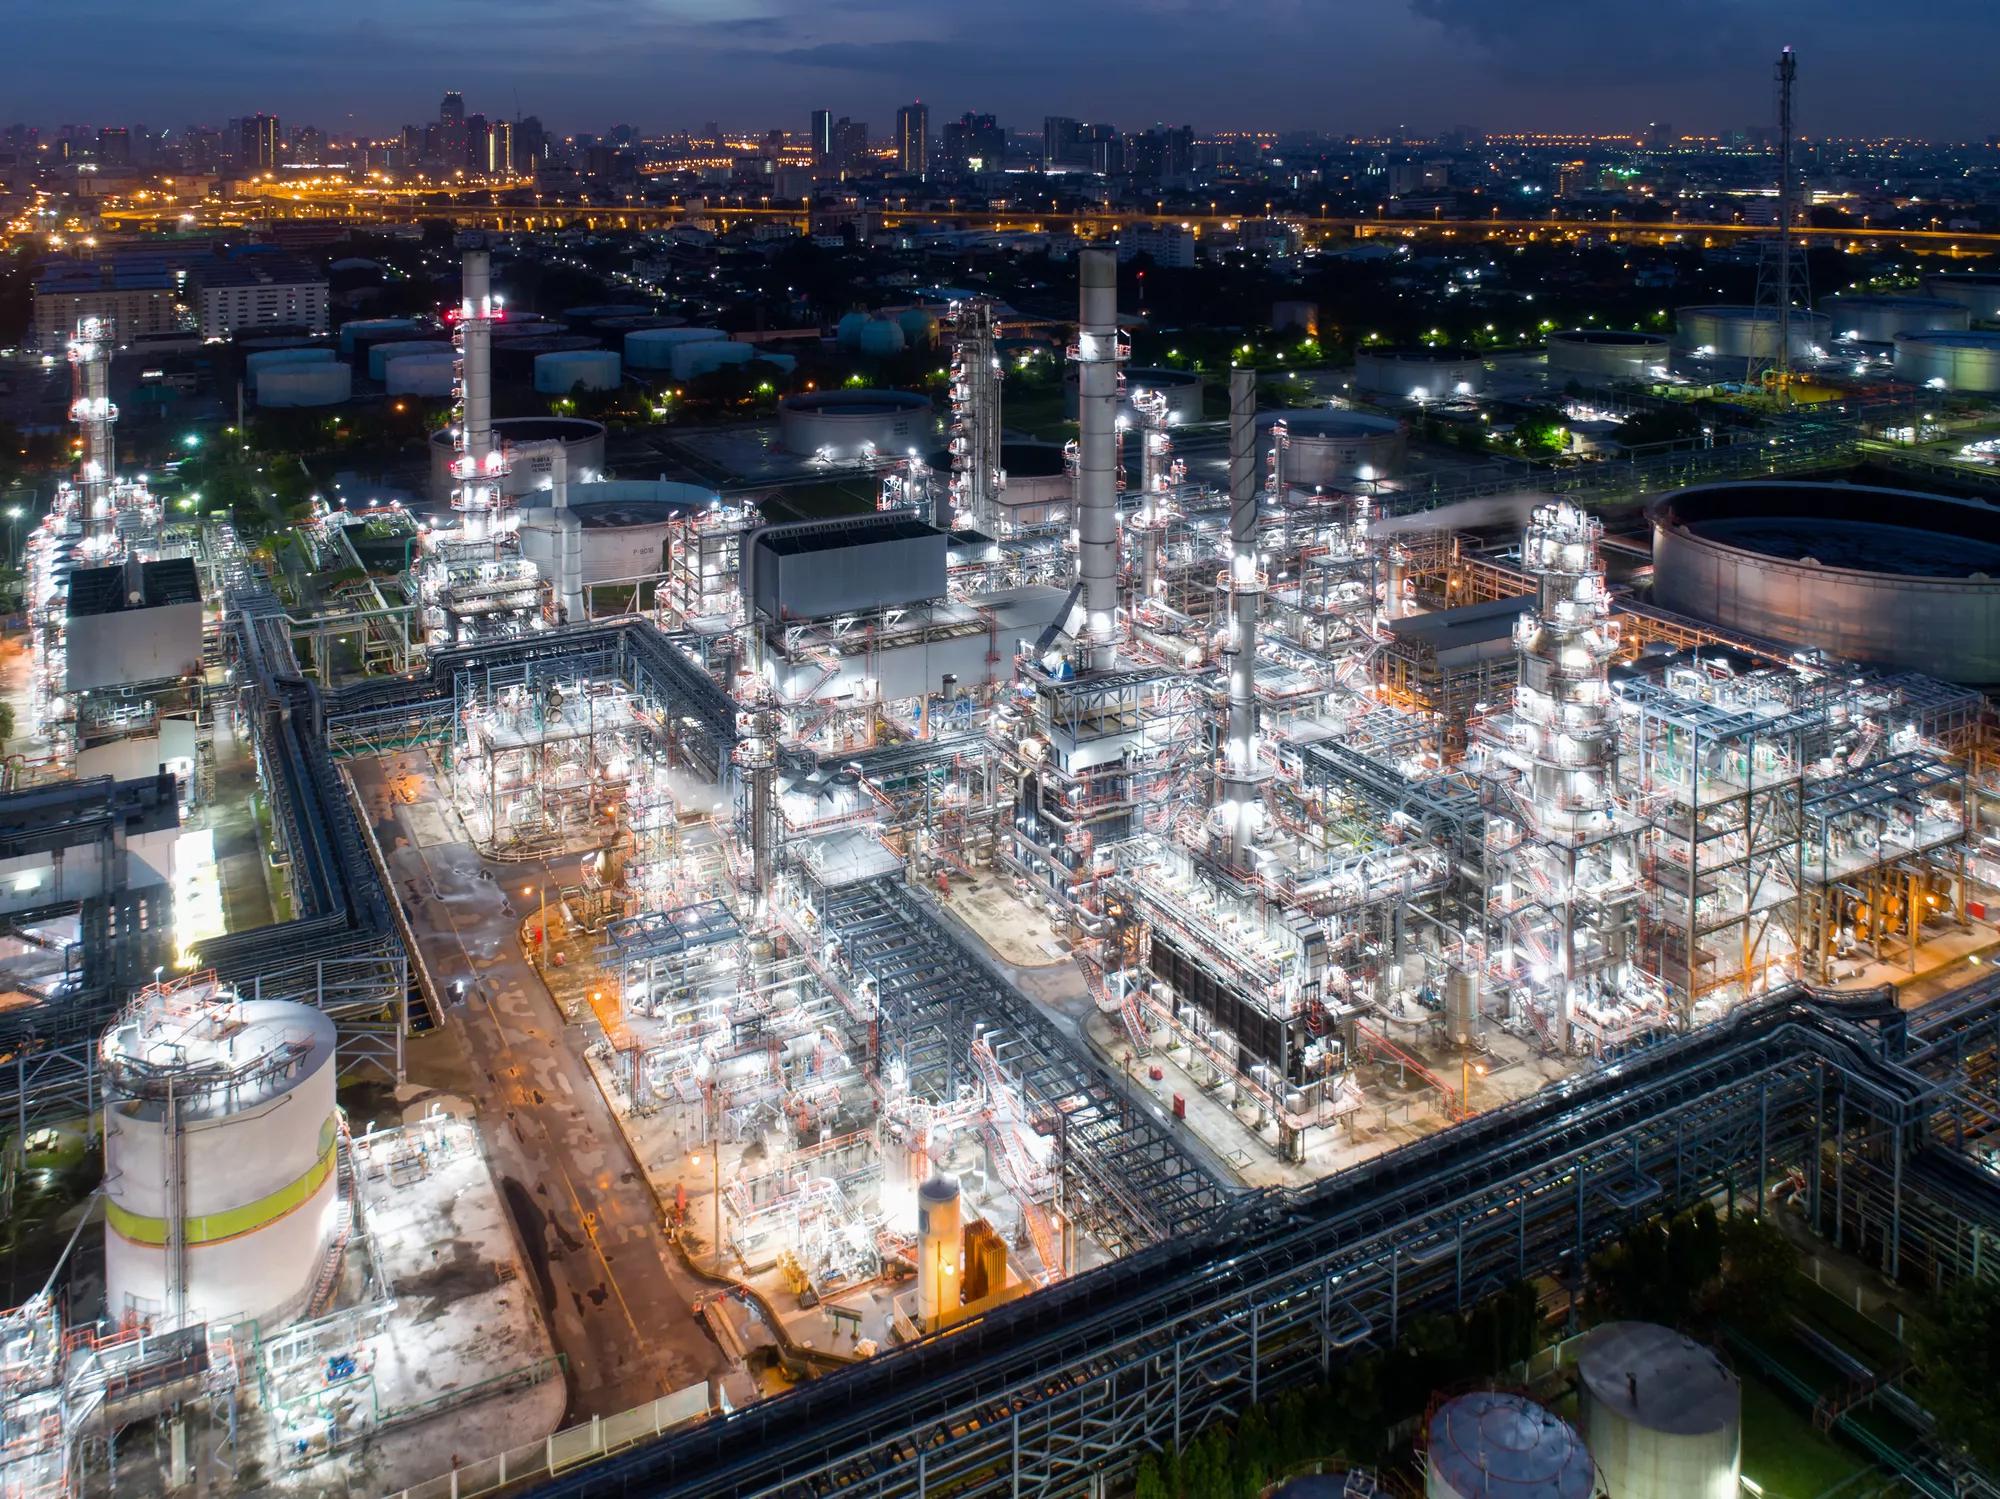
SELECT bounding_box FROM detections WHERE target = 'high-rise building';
[941,113,1003,175]
[517,116,546,174]
[487,120,514,176]
[95,127,131,166]
[810,109,833,165]
[238,113,280,172]
[896,102,929,180]
[466,113,488,171]
[833,118,868,176]
[1043,116,1083,171]
[439,91,467,173]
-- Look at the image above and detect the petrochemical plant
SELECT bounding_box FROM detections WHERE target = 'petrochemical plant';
[12,83,2000,1499]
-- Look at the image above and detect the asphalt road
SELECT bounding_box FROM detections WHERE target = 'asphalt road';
[351,754,730,1423]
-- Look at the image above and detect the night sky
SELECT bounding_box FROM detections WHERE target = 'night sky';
[16,0,2000,139]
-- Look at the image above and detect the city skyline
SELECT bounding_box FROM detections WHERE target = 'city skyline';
[13,0,2000,140]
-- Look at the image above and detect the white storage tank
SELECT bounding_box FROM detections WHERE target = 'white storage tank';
[1577,1322,1739,1499]
[1425,1391,1595,1499]
[1355,347,1486,401]
[1260,409,1407,489]
[1546,329,1672,384]
[101,977,341,1330]
[245,346,336,377]
[1820,293,1969,344]
[519,479,713,587]
[367,339,452,382]
[776,389,934,459]
[1673,305,1831,363]
[386,354,457,398]
[626,326,727,370]
[669,340,756,382]
[1894,329,2000,392]
[255,361,352,407]
[1924,272,2000,323]
[535,348,623,395]
[337,316,420,355]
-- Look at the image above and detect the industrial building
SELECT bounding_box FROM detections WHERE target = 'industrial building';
[7,235,2000,1499]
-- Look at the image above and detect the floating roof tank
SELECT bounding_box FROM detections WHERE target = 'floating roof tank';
[535,348,623,395]
[385,354,456,397]
[1424,1391,1595,1499]
[244,346,336,376]
[336,316,421,355]
[626,326,727,369]
[367,339,452,381]
[255,361,352,407]
[1577,1322,1740,1499]
[1893,329,2000,392]
[1819,293,1969,344]
[1924,271,2000,322]
[1546,329,1672,383]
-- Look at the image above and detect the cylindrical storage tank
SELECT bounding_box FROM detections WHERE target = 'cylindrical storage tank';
[1445,969,1481,1046]
[385,354,457,397]
[1260,409,1407,489]
[338,316,420,355]
[1894,330,2000,392]
[992,440,1071,525]
[563,303,654,330]
[1820,293,1969,344]
[1270,1477,1379,1499]
[625,326,727,370]
[836,311,872,349]
[915,1175,962,1328]
[518,479,712,585]
[896,308,939,347]
[429,416,607,503]
[255,361,352,407]
[487,315,556,340]
[1673,305,1830,363]
[1924,272,2000,323]
[592,314,685,335]
[493,335,600,381]
[1577,1322,1740,1499]
[101,982,341,1329]
[1354,347,1486,401]
[669,340,755,381]
[1425,1391,1595,1499]
[1546,329,1672,384]
[245,346,336,377]
[776,389,934,458]
[1649,480,2000,685]
[367,339,452,382]
[857,317,907,357]
[1123,367,1204,424]
[535,348,623,395]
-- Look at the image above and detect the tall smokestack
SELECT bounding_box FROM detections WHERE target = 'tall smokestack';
[1219,367,1265,864]
[1073,249,1122,673]
[69,318,117,554]
[456,244,499,542]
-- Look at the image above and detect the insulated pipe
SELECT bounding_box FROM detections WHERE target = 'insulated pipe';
[70,319,117,552]
[1220,367,1264,865]
[458,247,497,541]
[1074,250,1122,673]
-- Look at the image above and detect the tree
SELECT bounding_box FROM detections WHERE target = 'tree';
[1719,1214,1797,1335]
[1134,1453,1170,1499]
[1914,1278,2000,1473]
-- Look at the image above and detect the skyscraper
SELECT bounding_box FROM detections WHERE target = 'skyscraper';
[439,91,467,174]
[1043,116,1083,171]
[896,102,929,180]
[810,109,833,165]
[239,113,280,172]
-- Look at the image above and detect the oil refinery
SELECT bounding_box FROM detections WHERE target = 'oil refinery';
[6,184,2000,1499]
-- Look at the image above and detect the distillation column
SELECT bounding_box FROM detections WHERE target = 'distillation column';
[69,318,118,554]
[454,244,504,543]
[1073,250,1123,673]
[1217,368,1267,865]
[948,299,1003,534]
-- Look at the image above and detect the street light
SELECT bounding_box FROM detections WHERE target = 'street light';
[1462,1058,1486,1120]
[522,883,547,960]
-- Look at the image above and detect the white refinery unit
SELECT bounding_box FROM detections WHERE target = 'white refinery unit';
[1674,305,1831,363]
[1261,409,1407,488]
[101,980,342,1329]
[776,390,935,459]
[915,1175,962,1331]
[1894,330,2000,392]
[1819,293,1969,343]
[1578,1322,1740,1499]
[1546,328,1672,383]
[64,558,203,693]
[749,514,948,623]
[1354,347,1485,401]
[254,361,352,407]
[518,480,712,586]
[1424,1391,1596,1499]
[1063,366,1204,425]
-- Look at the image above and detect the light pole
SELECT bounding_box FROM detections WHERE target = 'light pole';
[1462,1058,1486,1120]
[522,882,547,962]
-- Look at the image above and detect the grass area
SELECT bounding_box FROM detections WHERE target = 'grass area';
[1003,383,1073,441]
[759,479,880,523]
[1738,1370,1874,1498]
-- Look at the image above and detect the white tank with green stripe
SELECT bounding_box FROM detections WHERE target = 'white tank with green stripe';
[101,983,341,1329]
